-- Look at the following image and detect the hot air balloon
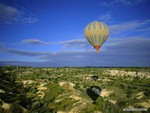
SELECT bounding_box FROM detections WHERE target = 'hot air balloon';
[84,21,109,53]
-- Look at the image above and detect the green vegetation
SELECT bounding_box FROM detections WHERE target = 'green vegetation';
[0,66,150,113]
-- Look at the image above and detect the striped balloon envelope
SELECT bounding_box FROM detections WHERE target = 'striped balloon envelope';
[84,21,109,53]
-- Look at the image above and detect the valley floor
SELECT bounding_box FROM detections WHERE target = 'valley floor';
[0,66,150,113]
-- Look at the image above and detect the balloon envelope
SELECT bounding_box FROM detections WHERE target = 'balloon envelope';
[84,21,109,53]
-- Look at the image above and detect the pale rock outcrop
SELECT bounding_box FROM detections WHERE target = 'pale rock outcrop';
[59,81,75,90]
[135,92,144,99]
[138,100,150,108]
[100,89,113,97]
[103,70,150,78]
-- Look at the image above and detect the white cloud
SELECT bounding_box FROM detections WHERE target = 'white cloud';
[20,38,91,49]
[0,37,150,67]
[0,3,38,24]
[21,39,49,45]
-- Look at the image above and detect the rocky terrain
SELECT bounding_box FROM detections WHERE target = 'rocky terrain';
[103,69,150,78]
[0,66,149,113]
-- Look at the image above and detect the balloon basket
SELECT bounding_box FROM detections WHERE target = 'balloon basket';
[96,50,99,53]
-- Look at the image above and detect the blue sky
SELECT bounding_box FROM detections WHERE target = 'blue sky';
[0,0,150,67]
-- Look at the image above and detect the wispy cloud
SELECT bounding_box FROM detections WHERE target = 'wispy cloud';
[0,44,50,56]
[0,60,35,66]
[20,38,91,49]
[99,13,112,23]
[105,37,150,53]
[15,16,39,24]
[109,19,150,34]
[0,3,38,24]
[61,39,91,49]
[21,39,49,45]
[1,37,150,67]
[103,0,148,7]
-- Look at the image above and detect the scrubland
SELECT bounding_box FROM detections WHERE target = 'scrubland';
[0,66,150,113]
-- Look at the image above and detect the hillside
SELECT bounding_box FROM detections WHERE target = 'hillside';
[0,66,150,113]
